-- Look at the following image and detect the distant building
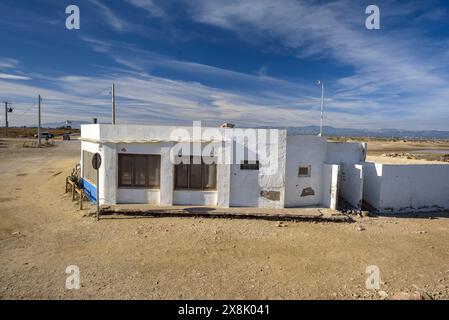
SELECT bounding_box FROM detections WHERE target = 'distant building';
[220,122,235,128]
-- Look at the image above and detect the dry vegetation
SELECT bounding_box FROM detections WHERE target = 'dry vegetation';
[330,137,449,163]
[0,127,80,139]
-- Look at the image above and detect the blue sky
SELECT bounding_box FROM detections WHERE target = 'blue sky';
[0,0,449,130]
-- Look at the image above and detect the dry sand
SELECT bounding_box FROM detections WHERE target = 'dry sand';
[365,139,449,164]
[0,138,448,300]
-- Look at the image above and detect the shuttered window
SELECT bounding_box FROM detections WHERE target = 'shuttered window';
[118,154,161,188]
[175,157,217,190]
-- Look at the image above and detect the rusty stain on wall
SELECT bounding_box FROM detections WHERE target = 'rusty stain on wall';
[300,187,315,197]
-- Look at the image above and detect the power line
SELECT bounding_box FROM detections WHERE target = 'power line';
[13,102,37,119]
[43,87,111,104]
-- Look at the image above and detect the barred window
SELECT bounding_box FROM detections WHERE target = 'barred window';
[175,157,217,190]
[118,154,161,188]
[298,165,311,177]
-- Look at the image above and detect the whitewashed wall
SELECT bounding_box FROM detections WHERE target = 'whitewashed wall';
[173,191,217,206]
[81,125,362,209]
[284,135,327,207]
[340,163,364,209]
[362,162,383,210]
[101,143,118,205]
[228,129,287,208]
[80,141,118,205]
[117,190,160,204]
[322,164,340,209]
[327,142,366,164]
[363,163,449,213]
[258,130,287,208]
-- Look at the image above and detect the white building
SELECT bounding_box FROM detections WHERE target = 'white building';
[80,124,366,209]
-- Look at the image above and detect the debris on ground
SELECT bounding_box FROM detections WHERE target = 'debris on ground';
[378,290,388,300]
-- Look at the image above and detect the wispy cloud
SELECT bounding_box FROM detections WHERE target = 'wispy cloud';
[0,57,19,69]
[1,0,448,130]
[0,73,31,80]
[126,0,165,17]
[89,0,130,32]
[184,0,449,128]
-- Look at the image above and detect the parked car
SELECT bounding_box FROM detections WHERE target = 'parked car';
[34,132,54,139]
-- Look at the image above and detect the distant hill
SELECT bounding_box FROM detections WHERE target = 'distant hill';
[41,122,449,139]
[269,126,449,139]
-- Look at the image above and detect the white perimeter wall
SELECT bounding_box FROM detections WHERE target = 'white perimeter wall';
[363,163,449,213]
[322,164,340,209]
[340,163,364,209]
[327,142,366,164]
[362,162,382,209]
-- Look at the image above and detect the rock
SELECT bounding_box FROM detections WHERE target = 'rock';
[361,211,370,217]
[11,231,21,236]
[417,230,427,234]
[378,290,388,299]
[357,226,366,231]
[418,290,434,300]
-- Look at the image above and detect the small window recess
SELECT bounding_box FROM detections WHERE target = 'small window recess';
[298,165,311,177]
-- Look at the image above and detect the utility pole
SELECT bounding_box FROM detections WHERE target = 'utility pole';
[111,83,116,124]
[3,102,12,137]
[317,80,324,137]
[37,95,42,147]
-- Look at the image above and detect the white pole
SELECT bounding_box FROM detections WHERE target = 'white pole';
[96,168,100,221]
[318,81,324,137]
[112,83,116,125]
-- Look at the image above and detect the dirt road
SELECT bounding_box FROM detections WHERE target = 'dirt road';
[1,139,448,299]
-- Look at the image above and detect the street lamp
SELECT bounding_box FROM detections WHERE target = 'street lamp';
[317,80,324,137]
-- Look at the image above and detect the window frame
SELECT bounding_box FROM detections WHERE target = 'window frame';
[298,165,311,177]
[118,154,161,189]
[240,160,260,170]
[174,156,217,191]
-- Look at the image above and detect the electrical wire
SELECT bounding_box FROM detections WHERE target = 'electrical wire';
[10,102,37,119]
[42,87,111,104]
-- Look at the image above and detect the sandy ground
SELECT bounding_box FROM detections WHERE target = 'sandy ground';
[364,139,449,164]
[0,138,449,300]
